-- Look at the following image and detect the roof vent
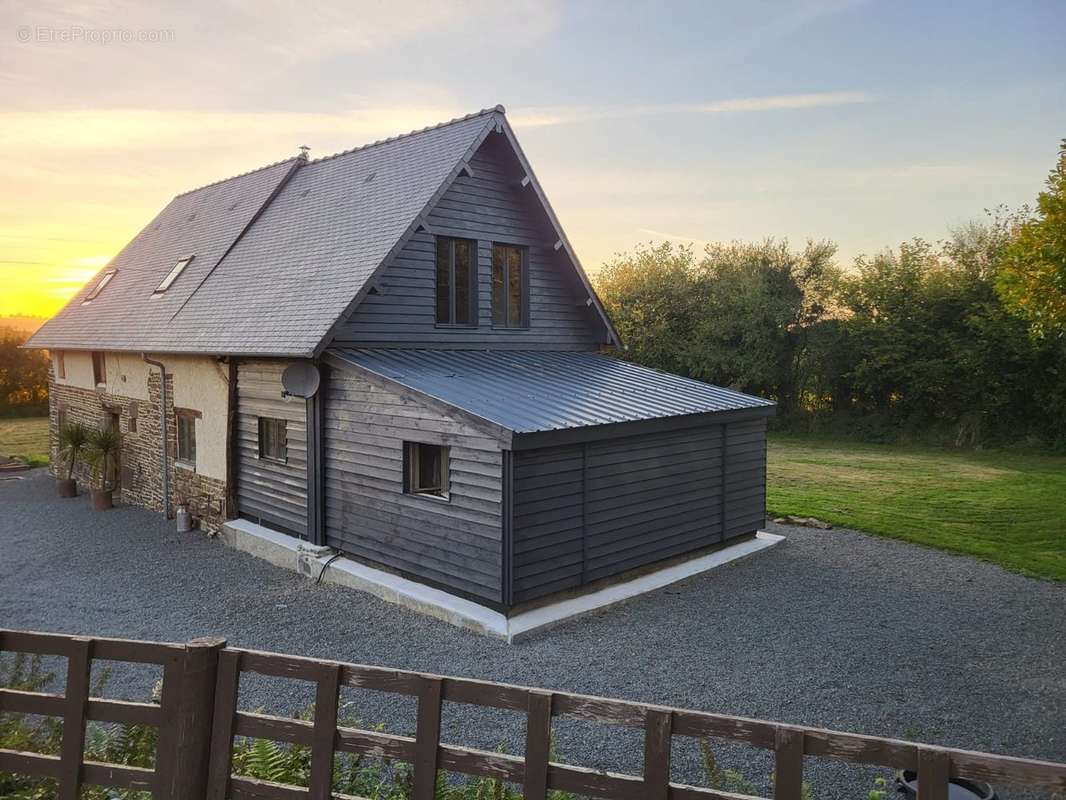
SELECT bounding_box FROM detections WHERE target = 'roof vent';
[365,171,376,183]
[301,188,312,197]
[298,145,311,160]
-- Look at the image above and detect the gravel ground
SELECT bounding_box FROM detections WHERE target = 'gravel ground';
[1,469,1063,798]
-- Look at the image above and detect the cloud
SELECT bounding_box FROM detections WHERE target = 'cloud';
[510,92,871,128]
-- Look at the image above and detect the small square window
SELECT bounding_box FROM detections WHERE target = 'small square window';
[153,256,194,295]
[258,418,288,462]
[403,442,449,499]
[176,409,198,467]
[91,352,106,386]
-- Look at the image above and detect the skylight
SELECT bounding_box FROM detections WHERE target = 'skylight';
[153,255,194,295]
[82,270,116,304]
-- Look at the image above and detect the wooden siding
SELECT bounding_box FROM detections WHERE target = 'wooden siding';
[511,419,766,604]
[332,134,604,350]
[323,367,505,602]
[235,360,308,537]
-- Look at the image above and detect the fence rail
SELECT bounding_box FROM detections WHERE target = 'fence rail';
[2,628,1064,800]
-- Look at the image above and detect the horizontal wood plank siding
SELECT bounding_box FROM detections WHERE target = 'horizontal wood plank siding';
[724,417,767,539]
[236,360,308,537]
[332,135,603,350]
[323,367,504,602]
[511,420,766,604]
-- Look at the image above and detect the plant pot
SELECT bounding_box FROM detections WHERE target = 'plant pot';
[91,488,113,511]
[57,478,78,498]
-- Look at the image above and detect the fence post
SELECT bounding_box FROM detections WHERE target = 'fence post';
[158,636,226,800]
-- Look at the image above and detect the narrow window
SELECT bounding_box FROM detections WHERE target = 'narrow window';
[153,255,194,295]
[57,405,67,433]
[82,270,116,304]
[91,352,106,386]
[491,244,527,328]
[56,351,66,379]
[403,442,449,499]
[435,237,476,326]
[258,417,288,462]
[176,409,198,466]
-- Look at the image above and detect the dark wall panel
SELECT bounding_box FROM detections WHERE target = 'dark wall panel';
[510,418,767,604]
[332,134,604,350]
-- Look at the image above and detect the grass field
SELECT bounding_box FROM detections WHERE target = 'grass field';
[768,435,1066,581]
[0,416,49,467]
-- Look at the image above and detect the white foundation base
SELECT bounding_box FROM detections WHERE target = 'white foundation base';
[220,519,784,642]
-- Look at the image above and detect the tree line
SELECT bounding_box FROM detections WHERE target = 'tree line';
[594,140,1066,449]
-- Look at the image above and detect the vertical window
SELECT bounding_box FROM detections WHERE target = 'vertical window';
[435,237,476,325]
[491,244,527,328]
[258,417,288,462]
[56,351,66,379]
[176,409,198,467]
[91,352,106,386]
[403,442,449,499]
[57,405,67,433]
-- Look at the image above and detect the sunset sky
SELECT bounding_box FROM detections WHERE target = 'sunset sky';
[2,0,1064,318]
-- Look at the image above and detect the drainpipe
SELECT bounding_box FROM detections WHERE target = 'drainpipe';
[142,354,170,518]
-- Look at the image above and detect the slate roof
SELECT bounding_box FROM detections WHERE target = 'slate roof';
[30,106,592,356]
[329,348,775,434]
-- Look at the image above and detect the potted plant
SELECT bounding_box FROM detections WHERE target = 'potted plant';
[56,422,89,498]
[85,426,122,510]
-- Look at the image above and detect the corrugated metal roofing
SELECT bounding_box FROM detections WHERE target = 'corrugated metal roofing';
[329,348,775,434]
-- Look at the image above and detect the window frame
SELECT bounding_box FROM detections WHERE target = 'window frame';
[434,236,478,328]
[153,255,195,296]
[257,417,288,463]
[490,242,529,329]
[56,351,65,380]
[82,270,116,305]
[91,352,106,386]
[175,408,199,469]
[402,441,450,500]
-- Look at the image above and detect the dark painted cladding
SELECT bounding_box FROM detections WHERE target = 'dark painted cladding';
[235,360,309,537]
[322,367,505,602]
[510,417,767,604]
[332,134,605,350]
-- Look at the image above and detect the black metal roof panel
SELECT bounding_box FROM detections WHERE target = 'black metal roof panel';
[329,348,775,434]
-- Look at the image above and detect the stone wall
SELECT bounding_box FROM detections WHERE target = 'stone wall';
[49,352,230,533]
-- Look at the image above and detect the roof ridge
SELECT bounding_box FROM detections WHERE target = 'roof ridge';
[309,105,505,165]
[173,155,302,198]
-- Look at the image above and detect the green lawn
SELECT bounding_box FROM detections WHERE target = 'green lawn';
[0,416,49,467]
[767,434,1066,581]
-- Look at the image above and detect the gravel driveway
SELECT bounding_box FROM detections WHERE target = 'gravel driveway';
[1,469,1063,798]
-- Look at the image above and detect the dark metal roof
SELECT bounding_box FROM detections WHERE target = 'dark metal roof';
[329,349,775,435]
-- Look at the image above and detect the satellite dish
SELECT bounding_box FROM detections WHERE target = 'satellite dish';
[281,363,321,398]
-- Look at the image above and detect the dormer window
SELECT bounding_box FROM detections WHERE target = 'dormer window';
[82,270,116,305]
[153,255,194,295]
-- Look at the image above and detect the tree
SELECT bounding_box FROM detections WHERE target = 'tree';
[997,139,1066,338]
[0,328,49,416]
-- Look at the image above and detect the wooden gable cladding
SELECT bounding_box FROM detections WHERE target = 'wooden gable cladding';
[332,132,605,350]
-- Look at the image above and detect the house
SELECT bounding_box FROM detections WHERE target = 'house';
[26,106,775,615]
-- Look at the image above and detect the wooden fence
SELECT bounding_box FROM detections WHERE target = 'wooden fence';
[1,628,1064,800]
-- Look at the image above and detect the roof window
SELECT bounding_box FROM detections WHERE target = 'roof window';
[82,270,116,304]
[153,255,194,295]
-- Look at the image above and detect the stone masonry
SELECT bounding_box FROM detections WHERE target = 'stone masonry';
[49,363,229,533]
